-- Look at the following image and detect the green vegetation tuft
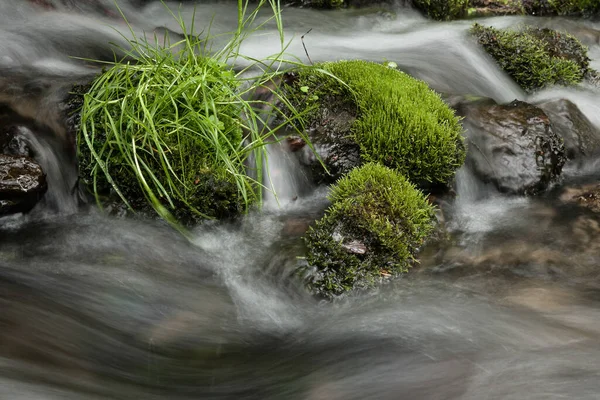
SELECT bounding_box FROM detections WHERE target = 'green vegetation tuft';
[78,1,308,228]
[412,0,470,20]
[304,163,436,299]
[79,55,249,225]
[471,24,589,92]
[293,60,465,188]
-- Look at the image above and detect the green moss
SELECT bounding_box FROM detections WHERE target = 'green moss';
[472,24,589,92]
[412,0,469,20]
[293,60,465,188]
[304,163,435,299]
[523,0,600,16]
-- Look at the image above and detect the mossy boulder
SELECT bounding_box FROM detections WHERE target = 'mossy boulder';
[286,60,465,191]
[457,0,599,18]
[472,24,592,92]
[411,0,469,20]
[77,56,252,226]
[303,163,436,299]
[522,0,600,17]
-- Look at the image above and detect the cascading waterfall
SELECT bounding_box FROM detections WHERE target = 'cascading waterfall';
[1,1,600,399]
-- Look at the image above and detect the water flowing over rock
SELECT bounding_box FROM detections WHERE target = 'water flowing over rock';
[0,127,32,157]
[536,98,600,159]
[456,98,566,195]
[0,154,47,215]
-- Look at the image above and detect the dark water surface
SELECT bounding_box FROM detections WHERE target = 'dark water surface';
[1,1,600,398]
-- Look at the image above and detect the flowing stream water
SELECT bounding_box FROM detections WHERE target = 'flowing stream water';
[1,1,600,399]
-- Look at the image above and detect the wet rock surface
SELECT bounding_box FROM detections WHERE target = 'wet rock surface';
[0,154,47,215]
[456,98,566,195]
[0,127,32,157]
[0,107,50,216]
[292,94,362,185]
[537,99,600,159]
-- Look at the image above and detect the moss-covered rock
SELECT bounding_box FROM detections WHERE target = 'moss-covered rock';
[303,163,436,299]
[463,0,600,18]
[467,0,524,17]
[522,0,600,17]
[472,24,591,92]
[287,60,465,190]
[412,0,469,20]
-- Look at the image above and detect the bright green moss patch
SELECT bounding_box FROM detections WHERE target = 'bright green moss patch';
[472,24,590,92]
[304,163,436,299]
[412,0,469,20]
[294,60,465,189]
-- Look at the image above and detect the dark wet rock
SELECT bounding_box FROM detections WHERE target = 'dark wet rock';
[0,154,47,215]
[456,99,566,195]
[536,99,600,160]
[281,217,312,237]
[0,105,35,158]
[0,126,32,157]
[293,96,362,185]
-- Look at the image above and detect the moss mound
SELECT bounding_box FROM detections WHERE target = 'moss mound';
[472,24,591,92]
[78,55,252,226]
[522,0,600,17]
[303,163,436,298]
[292,60,465,189]
[412,0,469,20]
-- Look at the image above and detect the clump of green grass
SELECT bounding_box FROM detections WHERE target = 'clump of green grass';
[291,60,465,189]
[471,23,589,92]
[79,54,249,224]
[78,1,308,228]
[304,162,435,299]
